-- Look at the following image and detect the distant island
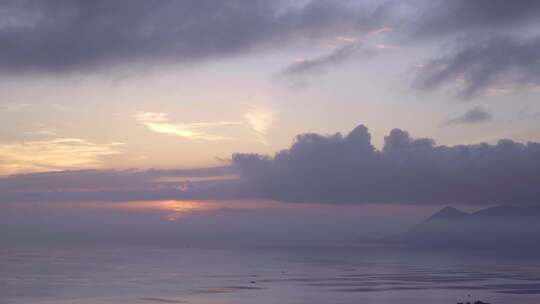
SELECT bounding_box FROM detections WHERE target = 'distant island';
[386,205,540,250]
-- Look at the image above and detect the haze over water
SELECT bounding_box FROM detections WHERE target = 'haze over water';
[2,199,540,304]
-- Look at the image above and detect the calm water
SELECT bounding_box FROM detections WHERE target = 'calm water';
[1,244,540,304]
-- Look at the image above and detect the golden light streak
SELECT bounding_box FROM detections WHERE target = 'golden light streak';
[136,112,241,141]
[26,200,297,222]
[122,200,212,221]
[0,137,123,175]
[153,173,239,183]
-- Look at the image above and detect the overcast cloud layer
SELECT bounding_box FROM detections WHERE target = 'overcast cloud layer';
[1,0,540,98]
[0,0,384,73]
[411,0,540,39]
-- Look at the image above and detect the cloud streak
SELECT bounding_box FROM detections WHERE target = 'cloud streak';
[278,26,392,82]
[243,107,275,143]
[407,1,540,98]
[281,44,362,77]
[0,137,123,175]
[444,106,493,125]
[136,112,241,141]
[414,35,540,98]
[0,166,245,204]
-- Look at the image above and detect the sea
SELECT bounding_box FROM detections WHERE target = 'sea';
[1,243,540,304]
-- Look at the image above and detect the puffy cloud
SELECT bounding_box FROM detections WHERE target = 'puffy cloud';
[3,124,540,206]
[444,106,493,125]
[0,0,386,73]
[233,124,540,205]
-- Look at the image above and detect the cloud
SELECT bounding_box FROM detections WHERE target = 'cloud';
[1,0,539,102]
[243,107,275,143]
[0,0,387,74]
[413,35,540,98]
[407,1,540,98]
[0,137,123,175]
[0,166,239,203]
[281,44,363,77]
[137,110,276,143]
[444,106,493,125]
[3,123,540,206]
[278,26,392,82]
[412,0,540,39]
[232,124,540,205]
[136,112,241,141]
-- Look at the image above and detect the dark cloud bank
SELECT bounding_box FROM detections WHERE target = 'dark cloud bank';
[1,124,539,206]
[233,124,540,205]
[2,0,540,99]
[0,166,244,204]
[412,0,540,39]
[0,0,385,73]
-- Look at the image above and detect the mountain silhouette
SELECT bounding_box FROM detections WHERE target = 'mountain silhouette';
[426,206,469,221]
[397,205,540,250]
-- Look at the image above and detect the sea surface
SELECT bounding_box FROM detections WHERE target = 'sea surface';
[1,244,540,304]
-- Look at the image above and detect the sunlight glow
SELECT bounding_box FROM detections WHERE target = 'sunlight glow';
[136,112,241,140]
[78,199,291,222]
[244,107,275,144]
[110,200,215,221]
[0,137,123,175]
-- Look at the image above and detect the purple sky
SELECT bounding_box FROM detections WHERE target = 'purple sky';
[1,1,540,242]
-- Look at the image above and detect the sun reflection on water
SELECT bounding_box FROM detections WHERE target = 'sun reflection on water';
[116,200,214,221]
[43,199,291,222]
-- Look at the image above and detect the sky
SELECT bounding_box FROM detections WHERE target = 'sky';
[1,0,540,242]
